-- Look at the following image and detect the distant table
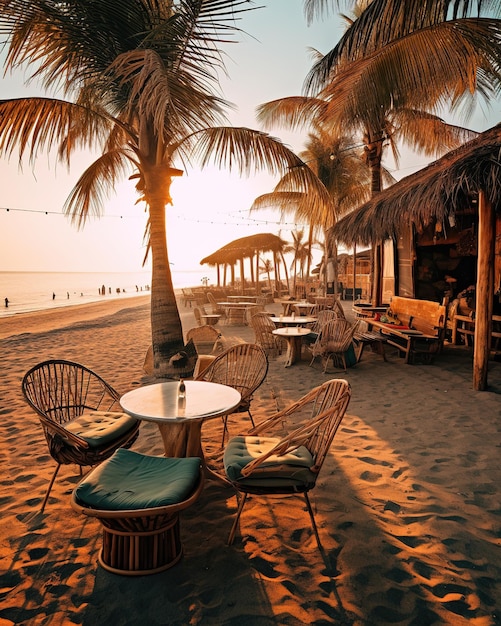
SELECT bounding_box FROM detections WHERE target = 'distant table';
[120,381,241,465]
[270,316,317,327]
[279,300,316,316]
[217,301,257,325]
[200,313,220,326]
[272,327,311,367]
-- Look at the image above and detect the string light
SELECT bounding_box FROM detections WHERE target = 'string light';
[2,205,309,230]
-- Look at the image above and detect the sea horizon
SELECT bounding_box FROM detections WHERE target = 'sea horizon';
[0,268,216,317]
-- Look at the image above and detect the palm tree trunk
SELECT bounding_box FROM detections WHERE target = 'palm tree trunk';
[148,193,184,375]
[365,134,384,305]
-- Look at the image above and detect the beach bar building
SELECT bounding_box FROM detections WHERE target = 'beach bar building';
[333,123,501,391]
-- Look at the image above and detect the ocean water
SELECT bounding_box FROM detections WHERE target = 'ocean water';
[0,269,214,317]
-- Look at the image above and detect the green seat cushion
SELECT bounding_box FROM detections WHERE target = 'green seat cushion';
[74,449,201,510]
[64,411,138,448]
[224,435,316,490]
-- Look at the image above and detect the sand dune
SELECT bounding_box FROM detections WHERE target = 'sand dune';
[0,296,500,625]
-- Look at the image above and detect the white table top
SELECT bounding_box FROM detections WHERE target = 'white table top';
[272,327,311,338]
[270,316,316,325]
[120,381,241,423]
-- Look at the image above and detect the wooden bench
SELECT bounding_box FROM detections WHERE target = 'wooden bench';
[370,296,447,364]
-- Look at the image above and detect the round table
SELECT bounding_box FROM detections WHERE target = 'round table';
[270,315,317,327]
[120,381,241,462]
[272,327,311,367]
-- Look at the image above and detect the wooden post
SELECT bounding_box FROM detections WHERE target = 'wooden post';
[473,190,495,390]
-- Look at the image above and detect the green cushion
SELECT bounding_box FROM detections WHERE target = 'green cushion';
[224,435,316,489]
[74,449,201,510]
[64,411,138,448]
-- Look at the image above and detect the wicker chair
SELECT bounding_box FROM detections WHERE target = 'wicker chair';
[186,325,223,354]
[251,312,282,356]
[207,292,226,318]
[223,378,351,550]
[22,359,140,512]
[309,318,360,372]
[195,343,268,446]
[71,449,203,575]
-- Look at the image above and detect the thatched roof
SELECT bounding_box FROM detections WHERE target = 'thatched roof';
[200,233,287,267]
[333,123,501,247]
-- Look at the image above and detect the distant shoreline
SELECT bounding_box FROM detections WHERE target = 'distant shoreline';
[0,294,151,340]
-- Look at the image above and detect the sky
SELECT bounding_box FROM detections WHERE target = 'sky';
[0,1,499,283]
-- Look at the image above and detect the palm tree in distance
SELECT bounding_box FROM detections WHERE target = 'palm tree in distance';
[302,0,501,302]
[0,0,331,376]
[251,122,372,295]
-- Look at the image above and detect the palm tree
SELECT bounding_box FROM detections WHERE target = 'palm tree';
[303,0,501,302]
[0,0,331,375]
[259,258,275,295]
[252,103,372,294]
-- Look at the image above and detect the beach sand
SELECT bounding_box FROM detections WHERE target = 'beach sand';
[1,296,500,625]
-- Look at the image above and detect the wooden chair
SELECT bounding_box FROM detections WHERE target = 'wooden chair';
[309,318,359,372]
[223,379,351,550]
[71,449,203,575]
[251,312,282,356]
[195,343,268,446]
[22,359,140,512]
[186,325,223,354]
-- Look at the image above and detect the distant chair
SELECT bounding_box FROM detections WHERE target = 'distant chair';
[186,325,223,354]
[193,306,204,326]
[207,292,226,318]
[181,287,197,308]
[303,309,337,345]
[196,343,268,446]
[331,297,346,319]
[251,312,282,357]
[223,378,351,551]
[309,318,359,372]
[22,359,140,512]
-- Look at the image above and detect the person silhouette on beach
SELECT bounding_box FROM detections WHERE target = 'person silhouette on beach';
[52,292,56,300]
[4,297,8,308]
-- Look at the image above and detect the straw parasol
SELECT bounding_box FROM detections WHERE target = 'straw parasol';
[333,123,501,391]
[200,233,287,293]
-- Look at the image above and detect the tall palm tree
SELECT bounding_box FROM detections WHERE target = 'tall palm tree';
[303,0,501,302]
[252,105,372,294]
[0,0,331,375]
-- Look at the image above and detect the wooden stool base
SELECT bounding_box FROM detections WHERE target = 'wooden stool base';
[99,513,182,576]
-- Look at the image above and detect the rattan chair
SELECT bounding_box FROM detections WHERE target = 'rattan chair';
[251,312,282,356]
[207,292,226,318]
[186,325,223,354]
[22,359,140,512]
[71,449,203,575]
[223,378,351,550]
[195,343,268,446]
[309,318,359,372]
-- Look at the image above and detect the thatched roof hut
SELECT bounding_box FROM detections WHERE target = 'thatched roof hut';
[200,233,287,293]
[334,123,501,247]
[333,123,501,391]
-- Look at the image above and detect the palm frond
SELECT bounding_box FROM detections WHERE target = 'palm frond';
[317,19,501,129]
[63,149,134,228]
[0,97,115,163]
[256,96,328,132]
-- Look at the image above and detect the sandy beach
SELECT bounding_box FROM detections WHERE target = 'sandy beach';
[1,295,500,625]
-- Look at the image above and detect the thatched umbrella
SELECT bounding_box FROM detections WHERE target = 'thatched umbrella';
[201,233,288,294]
[333,123,501,391]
